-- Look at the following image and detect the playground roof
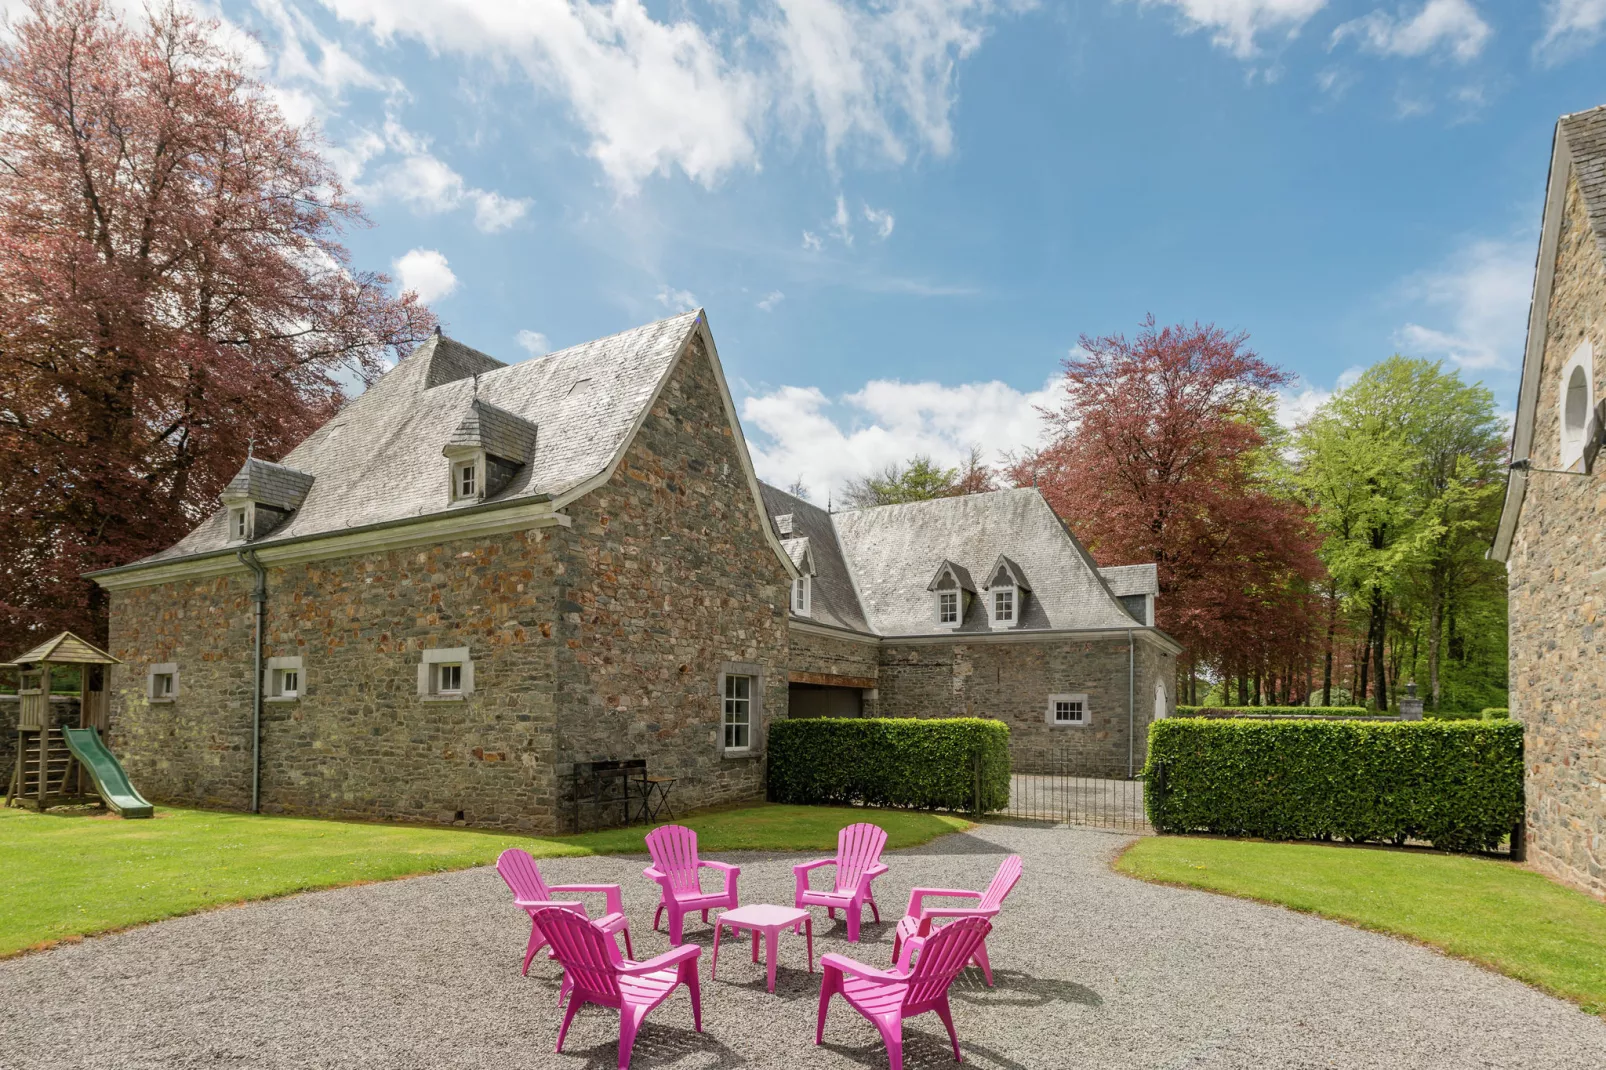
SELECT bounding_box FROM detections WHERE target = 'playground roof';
[6,631,121,666]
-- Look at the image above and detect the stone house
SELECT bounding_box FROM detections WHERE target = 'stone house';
[763,484,1177,777]
[1491,105,1606,899]
[90,311,1175,832]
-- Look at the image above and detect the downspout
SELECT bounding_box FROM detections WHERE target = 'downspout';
[1127,631,1136,779]
[238,550,266,814]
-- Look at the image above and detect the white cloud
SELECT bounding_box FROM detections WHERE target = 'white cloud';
[802,230,824,251]
[1394,237,1531,371]
[657,286,700,311]
[319,0,1015,192]
[1537,0,1606,61]
[1275,366,1363,428]
[758,290,786,311]
[393,248,459,303]
[740,375,1059,503]
[1331,0,1491,62]
[516,329,551,356]
[1138,0,1328,59]
[863,204,895,239]
[345,118,531,232]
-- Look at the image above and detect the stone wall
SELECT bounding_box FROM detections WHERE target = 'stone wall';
[1508,172,1606,899]
[547,333,792,825]
[788,626,881,714]
[875,633,1175,777]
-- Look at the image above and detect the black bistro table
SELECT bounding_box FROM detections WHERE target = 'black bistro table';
[570,759,645,832]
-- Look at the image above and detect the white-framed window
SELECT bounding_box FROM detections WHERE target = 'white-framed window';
[791,575,812,616]
[938,590,959,625]
[723,673,752,751]
[266,656,304,702]
[458,461,477,499]
[147,663,179,703]
[228,506,249,543]
[418,647,473,701]
[994,588,1014,623]
[1560,340,1594,470]
[1047,693,1089,727]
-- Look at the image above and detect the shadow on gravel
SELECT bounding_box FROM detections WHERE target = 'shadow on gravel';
[563,1022,741,1070]
[822,1030,1032,1070]
[949,967,1102,1009]
[895,831,1013,856]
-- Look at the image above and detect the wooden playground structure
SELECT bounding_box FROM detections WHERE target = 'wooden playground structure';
[3,631,148,815]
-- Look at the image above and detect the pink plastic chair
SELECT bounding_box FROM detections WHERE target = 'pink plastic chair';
[891,854,1021,986]
[532,906,703,1070]
[793,822,889,942]
[497,848,633,975]
[817,915,993,1070]
[643,824,740,944]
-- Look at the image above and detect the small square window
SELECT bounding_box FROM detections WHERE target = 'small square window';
[153,673,174,698]
[723,674,752,751]
[939,590,959,624]
[1054,699,1083,723]
[278,668,298,697]
[437,663,463,694]
[994,589,1014,622]
[458,463,477,499]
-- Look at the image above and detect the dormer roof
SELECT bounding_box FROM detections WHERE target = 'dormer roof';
[782,536,816,575]
[221,458,315,511]
[445,398,538,463]
[983,554,1031,592]
[925,559,976,593]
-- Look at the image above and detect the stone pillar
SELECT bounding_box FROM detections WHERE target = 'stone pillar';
[1399,681,1424,721]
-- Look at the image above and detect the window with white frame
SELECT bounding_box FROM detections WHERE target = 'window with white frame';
[791,575,812,616]
[938,590,959,625]
[723,674,752,751]
[266,656,303,701]
[418,647,473,700]
[457,461,477,499]
[1560,341,1594,470]
[994,588,1015,623]
[228,506,249,543]
[1047,693,1088,726]
[147,663,178,702]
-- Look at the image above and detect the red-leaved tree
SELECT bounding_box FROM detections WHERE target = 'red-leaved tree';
[1010,317,1325,697]
[0,0,435,652]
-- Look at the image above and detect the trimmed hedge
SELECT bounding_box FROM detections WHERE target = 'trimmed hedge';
[1176,705,1375,718]
[1145,718,1523,853]
[768,717,1011,813]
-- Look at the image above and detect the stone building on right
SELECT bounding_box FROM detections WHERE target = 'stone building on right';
[1492,105,1606,900]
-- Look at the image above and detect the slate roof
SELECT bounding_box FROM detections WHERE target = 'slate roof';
[1098,564,1158,598]
[758,484,870,634]
[780,537,813,573]
[445,399,539,462]
[222,458,316,511]
[139,312,702,565]
[782,486,1151,637]
[1560,105,1606,261]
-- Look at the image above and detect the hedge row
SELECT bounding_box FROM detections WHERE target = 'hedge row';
[768,717,1011,812]
[1175,705,1376,718]
[1145,718,1523,853]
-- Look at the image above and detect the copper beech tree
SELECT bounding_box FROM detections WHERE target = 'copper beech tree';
[0,0,436,649]
[1011,317,1324,701]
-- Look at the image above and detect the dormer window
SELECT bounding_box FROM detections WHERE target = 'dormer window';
[444,398,537,506]
[925,559,974,631]
[984,554,1031,631]
[782,536,816,618]
[775,514,794,535]
[220,457,313,544]
[791,575,812,615]
[229,506,250,543]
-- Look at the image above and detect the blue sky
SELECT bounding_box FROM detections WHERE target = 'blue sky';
[211,0,1606,501]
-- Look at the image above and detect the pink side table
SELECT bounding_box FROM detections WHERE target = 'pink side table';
[710,903,813,992]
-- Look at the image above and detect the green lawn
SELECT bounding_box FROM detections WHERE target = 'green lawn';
[0,803,968,957]
[1116,836,1606,1016]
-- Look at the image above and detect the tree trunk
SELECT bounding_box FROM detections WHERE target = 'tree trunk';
[1428,587,1442,710]
[1370,587,1388,712]
[1237,669,1248,707]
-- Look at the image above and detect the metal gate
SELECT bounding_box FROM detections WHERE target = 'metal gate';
[1000,749,1150,832]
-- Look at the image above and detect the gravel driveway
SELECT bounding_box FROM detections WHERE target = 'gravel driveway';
[2,822,1602,1070]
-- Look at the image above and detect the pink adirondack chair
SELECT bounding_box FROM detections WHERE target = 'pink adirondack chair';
[532,906,703,1070]
[816,915,992,1070]
[890,854,1021,986]
[497,848,633,975]
[793,822,889,942]
[643,824,740,944]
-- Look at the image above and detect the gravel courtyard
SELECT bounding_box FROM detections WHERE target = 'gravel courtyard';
[2,822,1602,1070]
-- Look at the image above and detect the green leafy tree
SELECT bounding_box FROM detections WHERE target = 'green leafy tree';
[840,447,996,507]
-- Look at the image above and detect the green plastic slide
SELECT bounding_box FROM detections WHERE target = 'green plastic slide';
[61,727,154,818]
